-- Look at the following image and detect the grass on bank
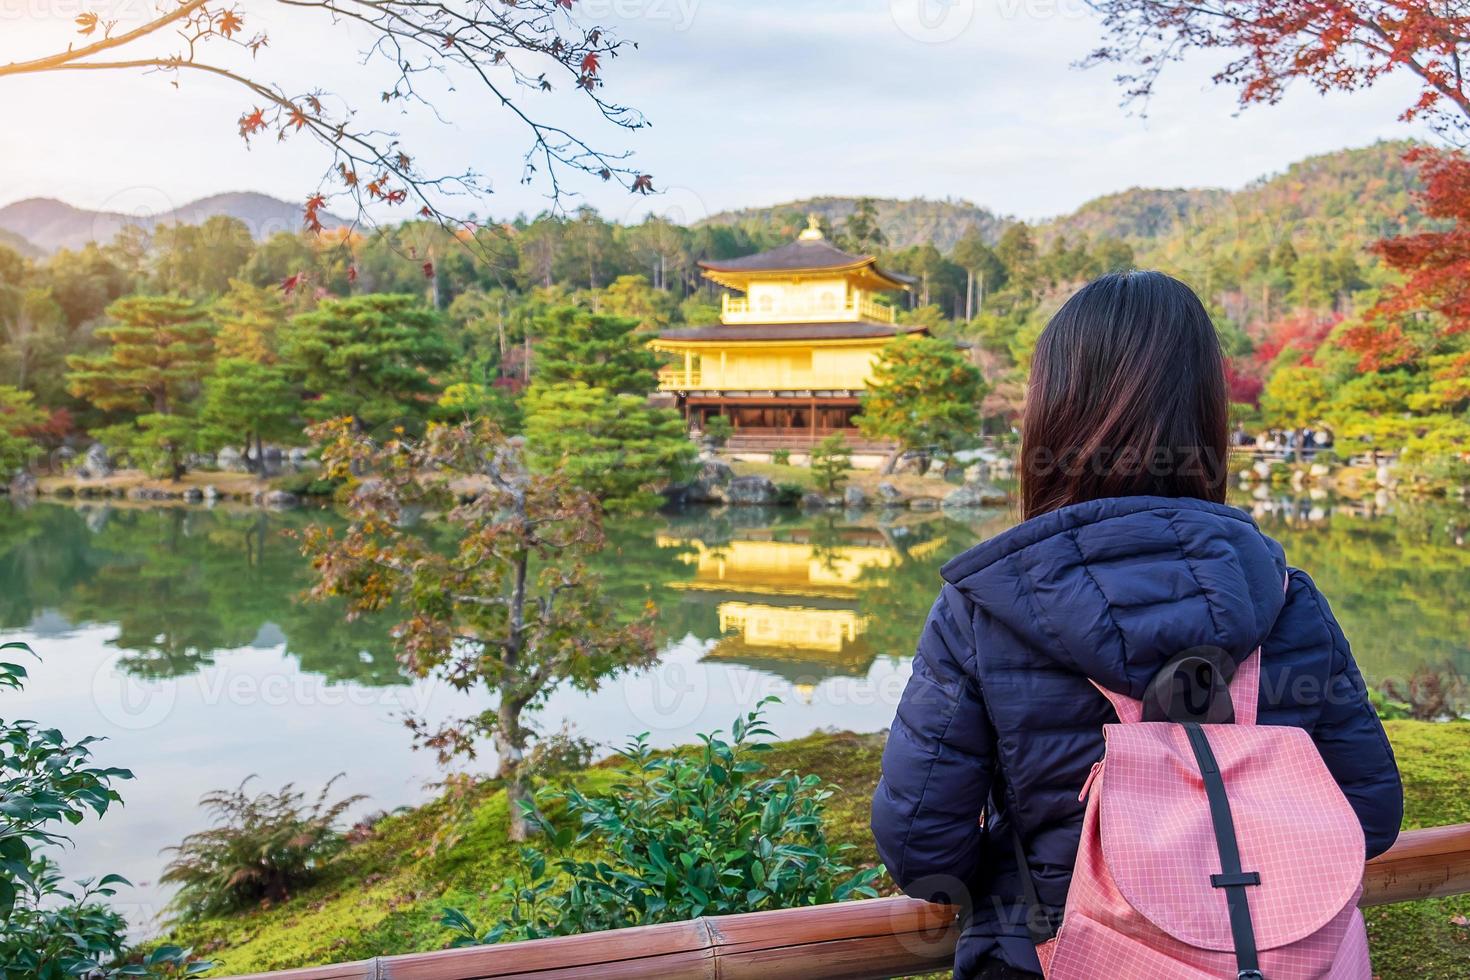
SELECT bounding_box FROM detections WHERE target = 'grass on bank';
[159,724,1469,978]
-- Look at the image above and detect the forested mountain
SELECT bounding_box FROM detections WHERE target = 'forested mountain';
[1041,188,1228,243]
[705,142,1424,260]
[702,196,1009,252]
[1042,141,1428,253]
[0,192,346,254]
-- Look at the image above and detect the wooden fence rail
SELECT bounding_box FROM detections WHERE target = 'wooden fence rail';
[222,822,1470,980]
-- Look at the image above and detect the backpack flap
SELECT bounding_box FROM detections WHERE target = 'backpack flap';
[1097,721,1365,952]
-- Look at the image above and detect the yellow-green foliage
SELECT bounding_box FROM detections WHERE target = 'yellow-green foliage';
[163,726,1468,978]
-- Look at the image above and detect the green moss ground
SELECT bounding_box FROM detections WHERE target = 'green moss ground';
[162,725,1468,977]
[1363,721,1470,978]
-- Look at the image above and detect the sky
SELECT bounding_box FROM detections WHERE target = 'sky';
[0,0,1432,225]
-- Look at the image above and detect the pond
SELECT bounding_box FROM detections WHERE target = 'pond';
[3,495,1468,932]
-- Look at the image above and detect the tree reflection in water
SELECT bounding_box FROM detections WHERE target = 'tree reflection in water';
[0,497,1463,718]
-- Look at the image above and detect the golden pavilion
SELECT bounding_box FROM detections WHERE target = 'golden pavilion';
[650,216,919,450]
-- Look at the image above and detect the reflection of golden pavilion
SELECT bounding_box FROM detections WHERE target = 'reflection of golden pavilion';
[718,601,863,654]
[664,534,895,598]
[660,529,898,684]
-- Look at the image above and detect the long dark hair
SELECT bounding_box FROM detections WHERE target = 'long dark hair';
[1021,270,1229,520]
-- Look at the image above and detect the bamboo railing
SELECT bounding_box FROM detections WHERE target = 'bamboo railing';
[221,822,1470,980]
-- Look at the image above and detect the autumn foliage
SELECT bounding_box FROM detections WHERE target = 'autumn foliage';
[299,418,658,840]
[1086,1,1470,140]
[1340,148,1470,372]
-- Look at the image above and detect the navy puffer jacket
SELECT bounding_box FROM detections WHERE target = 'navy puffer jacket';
[870,496,1403,978]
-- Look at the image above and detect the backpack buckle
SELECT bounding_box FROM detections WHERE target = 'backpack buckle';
[1237,971,1265,980]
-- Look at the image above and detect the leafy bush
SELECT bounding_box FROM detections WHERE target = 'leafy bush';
[271,469,342,498]
[771,448,792,466]
[161,775,365,920]
[0,650,210,977]
[440,700,881,945]
[702,415,733,446]
[774,482,805,506]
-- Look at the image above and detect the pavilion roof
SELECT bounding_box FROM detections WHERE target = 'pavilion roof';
[653,321,927,344]
[699,238,913,291]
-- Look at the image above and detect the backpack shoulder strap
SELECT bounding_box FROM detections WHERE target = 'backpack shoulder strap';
[1229,648,1260,727]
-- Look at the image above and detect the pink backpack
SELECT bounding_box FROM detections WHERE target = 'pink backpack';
[1028,648,1371,980]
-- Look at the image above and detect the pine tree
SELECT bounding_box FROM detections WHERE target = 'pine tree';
[530,307,660,395]
[213,280,288,364]
[200,359,301,471]
[809,433,852,493]
[279,294,454,432]
[524,383,696,511]
[856,335,986,474]
[66,295,214,479]
[842,198,887,252]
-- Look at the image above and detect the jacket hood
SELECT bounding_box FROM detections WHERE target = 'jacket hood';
[940,496,1289,697]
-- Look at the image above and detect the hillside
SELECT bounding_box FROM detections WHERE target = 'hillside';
[702,196,1010,251]
[0,227,40,259]
[0,192,346,254]
[1041,187,1229,243]
[1041,141,1429,254]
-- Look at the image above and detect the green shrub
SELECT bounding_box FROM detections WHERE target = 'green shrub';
[774,482,804,505]
[161,775,365,920]
[703,416,733,446]
[272,469,341,498]
[771,448,792,466]
[0,651,211,977]
[809,434,852,493]
[440,700,880,944]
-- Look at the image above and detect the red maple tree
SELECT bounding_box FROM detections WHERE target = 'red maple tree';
[1085,1,1470,140]
[1086,1,1470,382]
[1347,148,1470,369]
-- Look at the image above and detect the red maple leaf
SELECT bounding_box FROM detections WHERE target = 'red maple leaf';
[581,52,600,75]
[238,107,266,138]
[282,273,304,295]
[287,105,310,131]
[347,265,359,284]
[304,193,327,234]
[631,174,655,195]
[423,261,435,279]
[217,10,244,38]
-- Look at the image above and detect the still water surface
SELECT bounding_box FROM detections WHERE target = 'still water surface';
[3,497,1467,929]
